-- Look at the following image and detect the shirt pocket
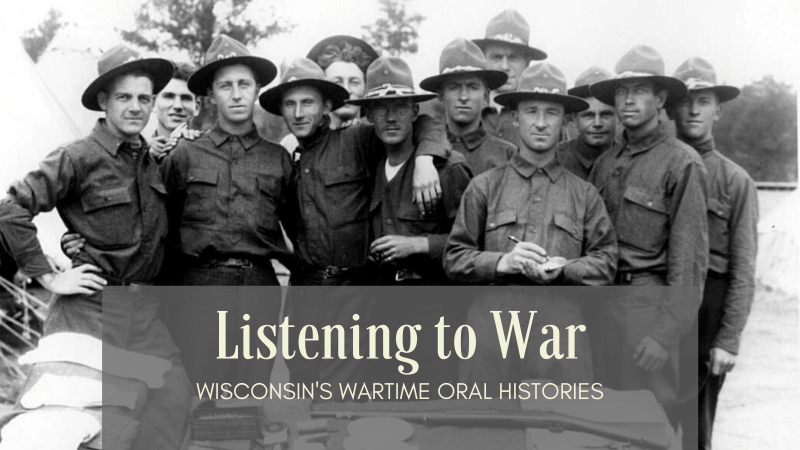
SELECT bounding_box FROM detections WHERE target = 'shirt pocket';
[183,169,218,224]
[80,186,136,249]
[256,174,282,237]
[617,185,669,253]
[397,203,448,236]
[323,167,370,229]
[485,209,518,251]
[707,197,731,257]
[552,212,583,257]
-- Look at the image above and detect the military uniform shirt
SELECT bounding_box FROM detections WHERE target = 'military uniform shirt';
[370,148,472,282]
[448,125,516,175]
[445,152,617,285]
[160,123,295,261]
[2,120,168,282]
[556,137,610,181]
[694,138,758,354]
[481,106,520,149]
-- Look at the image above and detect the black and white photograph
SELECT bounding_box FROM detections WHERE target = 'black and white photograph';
[0,0,797,449]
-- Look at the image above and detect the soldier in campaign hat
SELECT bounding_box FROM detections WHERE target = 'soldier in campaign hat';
[157,34,293,386]
[260,57,449,389]
[345,57,472,390]
[474,9,548,147]
[587,45,709,407]
[556,66,618,180]
[420,38,517,175]
[280,35,381,153]
[445,63,617,394]
[0,45,191,448]
[669,57,758,450]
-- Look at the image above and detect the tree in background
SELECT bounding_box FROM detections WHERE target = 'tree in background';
[362,0,425,57]
[21,8,69,63]
[715,76,797,182]
[120,0,295,66]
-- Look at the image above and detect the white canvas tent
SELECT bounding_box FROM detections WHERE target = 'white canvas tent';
[0,23,83,267]
[756,189,800,297]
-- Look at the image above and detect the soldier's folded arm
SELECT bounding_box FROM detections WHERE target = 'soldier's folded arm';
[425,160,473,260]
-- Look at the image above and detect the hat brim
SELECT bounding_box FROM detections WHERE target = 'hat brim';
[258,79,350,116]
[567,85,594,99]
[589,75,688,106]
[187,56,277,96]
[346,92,438,106]
[689,85,741,104]
[493,91,590,114]
[472,39,547,61]
[419,70,509,93]
[81,58,174,112]
[307,35,380,68]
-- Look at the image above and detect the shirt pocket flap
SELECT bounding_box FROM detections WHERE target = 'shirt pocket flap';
[150,181,167,196]
[623,185,668,214]
[257,174,279,196]
[323,168,368,187]
[707,197,731,219]
[553,213,581,241]
[187,169,218,185]
[81,187,133,213]
[486,210,517,230]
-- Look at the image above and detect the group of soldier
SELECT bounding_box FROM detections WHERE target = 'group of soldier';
[0,8,758,450]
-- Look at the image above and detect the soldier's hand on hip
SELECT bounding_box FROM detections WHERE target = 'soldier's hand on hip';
[633,335,669,372]
[36,264,107,296]
[709,347,737,375]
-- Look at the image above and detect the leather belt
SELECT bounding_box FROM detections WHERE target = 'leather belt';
[395,269,423,282]
[323,265,352,278]
[615,271,666,285]
[104,276,152,292]
[202,258,255,269]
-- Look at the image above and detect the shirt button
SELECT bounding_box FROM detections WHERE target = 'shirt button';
[386,219,393,225]
[489,222,496,228]
[647,201,653,207]
[534,197,541,202]
[304,168,310,174]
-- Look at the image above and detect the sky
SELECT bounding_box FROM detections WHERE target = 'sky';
[5,0,800,89]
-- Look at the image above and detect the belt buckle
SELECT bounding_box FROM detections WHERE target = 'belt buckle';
[324,266,342,278]
[621,272,633,284]
[395,270,406,282]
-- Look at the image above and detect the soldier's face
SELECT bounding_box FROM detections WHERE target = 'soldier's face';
[515,99,565,153]
[484,44,529,94]
[280,85,331,139]
[440,74,488,127]
[98,74,154,139]
[368,99,418,147]
[155,78,198,132]
[672,90,720,143]
[576,97,617,149]
[325,61,365,121]
[613,80,666,130]
[210,64,258,126]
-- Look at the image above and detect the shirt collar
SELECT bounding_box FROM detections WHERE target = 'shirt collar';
[617,120,669,156]
[510,151,564,182]
[297,117,332,150]
[90,119,145,156]
[570,137,607,170]
[686,137,715,155]
[447,124,488,151]
[208,122,261,150]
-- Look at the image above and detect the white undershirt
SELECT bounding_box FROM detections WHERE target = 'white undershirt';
[384,160,406,182]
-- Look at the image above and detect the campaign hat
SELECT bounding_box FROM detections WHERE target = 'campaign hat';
[589,45,688,106]
[81,45,173,111]
[258,57,349,115]
[472,9,547,61]
[419,38,508,92]
[494,63,589,114]
[187,34,277,96]
[672,57,740,103]
[568,66,613,99]
[306,35,379,74]
[346,57,436,106]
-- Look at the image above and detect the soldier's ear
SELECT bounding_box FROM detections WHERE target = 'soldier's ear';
[97,91,108,112]
[323,98,333,115]
[412,103,420,118]
[655,89,668,109]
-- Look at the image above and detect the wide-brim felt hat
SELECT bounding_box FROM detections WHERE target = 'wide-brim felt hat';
[494,63,589,114]
[472,9,547,61]
[306,35,380,73]
[419,37,508,92]
[568,66,613,99]
[672,57,740,103]
[346,57,436,106]
[259,57,350,115]
[187,34,277,96]
[589,45,687,106]
[81,45,174,111]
